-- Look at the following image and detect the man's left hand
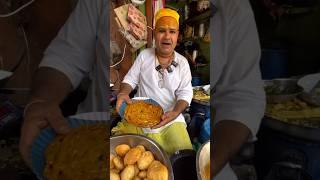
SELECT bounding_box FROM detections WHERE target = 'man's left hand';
[152,111,179,129]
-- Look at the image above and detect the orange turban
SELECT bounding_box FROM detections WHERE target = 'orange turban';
[155,8,180,26]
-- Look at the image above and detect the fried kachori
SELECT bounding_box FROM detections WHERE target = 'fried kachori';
[43,124,107,180]
[124,100,163,128]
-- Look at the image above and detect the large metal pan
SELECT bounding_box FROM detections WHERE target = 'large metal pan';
[262,116,320,142]
[110,134,174,180]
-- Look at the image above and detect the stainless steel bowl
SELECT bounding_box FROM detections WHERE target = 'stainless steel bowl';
[264,78,304,103]
[110,134,174,180]
[196,140,210,180]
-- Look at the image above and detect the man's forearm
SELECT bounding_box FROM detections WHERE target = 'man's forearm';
[118,83,133,96]
[30,67,73,104]
[173,100,189,114]
[212,120,250,176]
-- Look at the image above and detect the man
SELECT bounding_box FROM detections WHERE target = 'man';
[113,8,194,155]
[211,0,266,179]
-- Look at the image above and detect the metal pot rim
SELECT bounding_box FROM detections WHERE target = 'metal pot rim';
[263,116,320,142]
[196,140,210,180]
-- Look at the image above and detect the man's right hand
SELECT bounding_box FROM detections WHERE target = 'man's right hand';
[116,93,132,113]
[19,100,71,167]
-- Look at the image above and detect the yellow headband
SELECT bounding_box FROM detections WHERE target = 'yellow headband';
[155,8,180,26]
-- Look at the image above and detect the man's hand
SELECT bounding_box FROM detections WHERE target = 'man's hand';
[152,100,188,129]
[152,111,179,129]
[116,93,132,113]
[19,100,71,167]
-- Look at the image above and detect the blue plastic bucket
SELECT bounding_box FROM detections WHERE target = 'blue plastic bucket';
[191,76,201,86]
[199,118,210,143]
[190,101,210,119]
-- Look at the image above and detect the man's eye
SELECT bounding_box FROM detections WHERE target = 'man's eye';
[170,30,177,34]
[159,29,165,33]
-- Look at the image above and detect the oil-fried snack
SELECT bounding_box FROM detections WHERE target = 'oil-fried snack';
[147,160,169,180]
[124,147,142,165]
[121,164,135,180]
[110,144,168,180]
[138,171,147,178]
[137,151,154,170]
[113,156,125,170]
[124,100,163,128]
[44,124,108,180]
[193,89,210,101]
[115,144,131,157]
[111,168,121,174]
[110,154,115,169]
[134,164,140,176]
[135,145,146,153]
[110,171,121,180]
[266,98,320,128]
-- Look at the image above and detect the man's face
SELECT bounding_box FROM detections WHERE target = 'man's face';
[154,17,179,57]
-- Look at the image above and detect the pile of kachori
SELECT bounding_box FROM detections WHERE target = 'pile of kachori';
[110,143,168,180]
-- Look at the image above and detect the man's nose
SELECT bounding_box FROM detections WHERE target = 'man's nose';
[164,31,171,38]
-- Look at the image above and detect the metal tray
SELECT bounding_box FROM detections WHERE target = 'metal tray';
[262,116,320,142]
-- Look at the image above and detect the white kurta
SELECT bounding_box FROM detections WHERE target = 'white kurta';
[123,48,193,133]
